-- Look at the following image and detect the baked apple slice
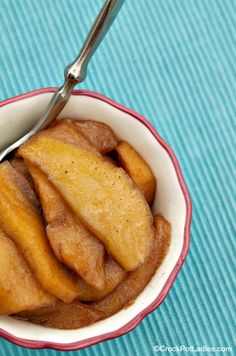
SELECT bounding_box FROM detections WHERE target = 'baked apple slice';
[77,255,127,302]
[92,215,171,316]
[0,229,56,315]
[51,119,117,153]
[73,119,118,153]
[14,300,105,329]
[0,162,81,303]
[41,119,100,154]
[19,133,154,271]
[10,157,34,188]
[28,164,106,290]
[116,141,156,205]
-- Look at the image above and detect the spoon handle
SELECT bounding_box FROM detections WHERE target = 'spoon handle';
[0,0,124,162]
[66,0,125,83]
[33,0,125,131]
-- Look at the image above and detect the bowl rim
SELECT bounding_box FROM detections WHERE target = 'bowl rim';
[0,88,192,351]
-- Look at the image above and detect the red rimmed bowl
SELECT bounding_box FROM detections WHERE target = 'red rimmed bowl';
[0,89,191,351]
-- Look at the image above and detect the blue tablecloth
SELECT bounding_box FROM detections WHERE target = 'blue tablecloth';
[0,0,235,355]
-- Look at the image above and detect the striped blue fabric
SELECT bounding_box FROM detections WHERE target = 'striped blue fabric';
[0,0,235,355]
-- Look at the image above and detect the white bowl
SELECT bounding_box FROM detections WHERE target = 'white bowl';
[0,89,191,350]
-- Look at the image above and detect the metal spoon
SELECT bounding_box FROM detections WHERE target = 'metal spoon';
[0,0,124,162]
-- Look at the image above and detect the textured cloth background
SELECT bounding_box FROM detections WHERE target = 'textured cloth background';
[0,0,235,355]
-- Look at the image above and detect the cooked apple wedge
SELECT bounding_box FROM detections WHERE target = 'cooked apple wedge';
[0,162,81,303]
[0,229,56,315]
[51,118,118,153]
[14,300,105,329]
[42,119,100,154]
[28,164,106,290]
[116,141,156,205]
[19,133,154,271]
[10,157,34,188]
[73,119,118,153]
[77,255,127,302]
[92,215,171,316]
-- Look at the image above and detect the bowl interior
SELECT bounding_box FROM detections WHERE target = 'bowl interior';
[0,91,188,346]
